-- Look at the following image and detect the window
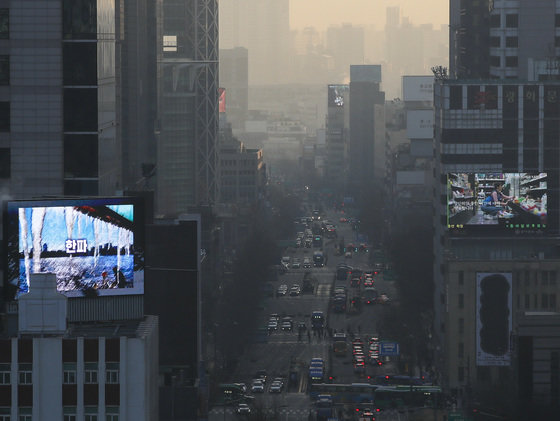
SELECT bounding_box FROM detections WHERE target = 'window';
[0,102,9,132]
[106,369,119,384]
[458,366,464,382]
[63,88,97,132]
[490,14,500,28]
[551,294,557,309]
[505,56,518,67]
[84,407,97,421]
[63,370,76,384]
[458,293,464,309]
[84,370,98,384]
[18,408,31,421]
[489,36,500,48]
[542,293,549,308]
[106,415,118,421]
[0,414,9,421]
[63,0,97,40]
[0,148,6,181]
[450,85,462,110]
[63,407,76,421]
[556,14,560,27]
[458,342,464,359]
[19,415,31,421]
[64,416,76,421]
[18,364,32,385]
[551,271,557,285]
[542,271,549,285]
[85,416,97,421]
[490,56,500,67]
[525,294,530,309]
[505,14,518,28]
[64,135,98,178]
[506,37,518,48]
[0,363,9,385]
[0,9,8,39]
[0,56,8,85]
[458,318,464,335]
[458,271,464,286]
[63,43,97,86]
[106,407,119,421]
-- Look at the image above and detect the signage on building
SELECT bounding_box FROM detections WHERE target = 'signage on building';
[406,109,433,139]
[476,273,512,366]
[4,197,145,298]
[403,76,434,102]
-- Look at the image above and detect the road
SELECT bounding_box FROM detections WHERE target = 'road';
[208,208,400,420]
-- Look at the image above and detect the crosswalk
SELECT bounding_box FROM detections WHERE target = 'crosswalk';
[316,283,331,296]
[209,407,310,416]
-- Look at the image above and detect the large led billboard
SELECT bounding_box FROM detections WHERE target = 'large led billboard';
[447,173,547,233]
[476,273,512,366]
[4,197,144,298]
[328,84,349,108]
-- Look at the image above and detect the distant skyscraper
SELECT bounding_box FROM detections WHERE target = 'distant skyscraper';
[219,48,249,130]
[156,0,219,215]
[219,0,289,85]
[349,65,385,195]
[326,24,365,81]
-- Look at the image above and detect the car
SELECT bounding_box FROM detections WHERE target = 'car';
[298,322,307,331]
[292,259,301,269]
[236,403,251,414]
[277,284,288,296]
[251,379,264,393]
[281,321,293,331]
[339,217,348,222]
[269,380,283,393]
[345,251,352,258]
[289,284,301,296]
[303,258,312,268]
[233,383,247,393]
[255,370,267,383]
[378,293,390,304]
[267,320,278,331]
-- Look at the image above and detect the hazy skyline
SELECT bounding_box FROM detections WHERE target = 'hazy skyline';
[290,0,449,31]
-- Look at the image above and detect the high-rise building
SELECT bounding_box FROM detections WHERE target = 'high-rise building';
[450,0,560,80]
[348,65,385,196]
[325,84,349,190]
[326,24,365,81]
[0,1,123,199]
[433,79,560,405]
[219,48,249,130]
[156,0,219,215]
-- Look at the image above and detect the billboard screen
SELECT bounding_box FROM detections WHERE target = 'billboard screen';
[447,173,547,233]
[406,109,433,139]
[4,197,144,298]
[476,273,512,366]
[402,75,434,102]
[328,84,349,108]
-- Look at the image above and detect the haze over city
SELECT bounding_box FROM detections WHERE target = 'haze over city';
[290,0,449,30]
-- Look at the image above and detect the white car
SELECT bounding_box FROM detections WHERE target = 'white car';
[292,259,301,269]
[269,380,283,393]
[237,403,251,414]
[277,284,288,296]
[251,380,264,393]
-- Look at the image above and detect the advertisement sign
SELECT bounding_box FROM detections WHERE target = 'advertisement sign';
[328,84,349,108]
[447,173,547,234]
[406,109,433,139]
[402,76,434,102]
[218,87,226,113]
[476,273,512,366]
[4,197,145,298]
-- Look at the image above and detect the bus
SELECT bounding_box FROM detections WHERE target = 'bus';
[313,235,323,248]
[218,383,247,404]
[309,383,377,405]
[373,385,443,411]
[313,251,325,267]
[311,311,325,329]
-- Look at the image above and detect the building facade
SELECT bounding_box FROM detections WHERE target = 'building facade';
[156,0,219,215]
[433,80,560,404]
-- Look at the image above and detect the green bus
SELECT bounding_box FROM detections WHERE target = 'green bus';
[373,385,443,411]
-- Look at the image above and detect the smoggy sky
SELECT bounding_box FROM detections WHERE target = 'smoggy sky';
[290,0,449,31]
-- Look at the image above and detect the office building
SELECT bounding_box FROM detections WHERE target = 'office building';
[156,0,219,215]
[348,65,385,196]
[325,84,349,190]
[0,273,158,421]
[433,80,560,407]
[450,0,560,80]
[326,24,365,80]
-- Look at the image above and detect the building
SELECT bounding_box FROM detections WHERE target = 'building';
[348,65,385,197]
[0,272,158,421]
[450,0,560,80]
[156,0,219,215]
[433,79,560,410]
[218,120,266,205]
[219,48,249,130]
[326,24,365,81]
[0,1,124,199]
[325,84,349,191]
